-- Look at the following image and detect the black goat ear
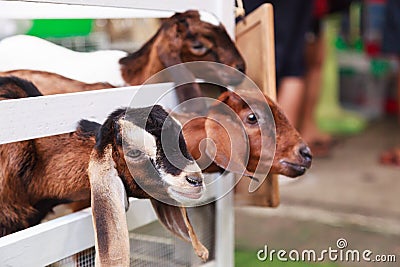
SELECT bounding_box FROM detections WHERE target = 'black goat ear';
[89,145,130,266]
[95,108,125,152]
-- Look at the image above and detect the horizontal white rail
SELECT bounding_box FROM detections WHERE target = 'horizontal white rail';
[7,0,218,16]
[0,1,174,19]
[0,198,156,267]
[0,0,232,34]
[0,83,175,144]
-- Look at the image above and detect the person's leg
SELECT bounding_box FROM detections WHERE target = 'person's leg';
[301,33,332,143]
[274,0,313,128]
[277,77,305,127]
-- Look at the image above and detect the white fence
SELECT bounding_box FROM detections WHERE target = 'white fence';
[0,0,236,266]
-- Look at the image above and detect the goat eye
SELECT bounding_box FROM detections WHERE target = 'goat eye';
[246,113,258,124]
[126,149,143,158]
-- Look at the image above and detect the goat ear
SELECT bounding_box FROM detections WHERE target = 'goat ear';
[216,90,245,109]
[156,22,184,67]
[204,95,253,177]
[89,145,130,266]
[156,24,205,113]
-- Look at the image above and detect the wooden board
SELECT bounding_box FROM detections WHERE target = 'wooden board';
[234,3,280,207]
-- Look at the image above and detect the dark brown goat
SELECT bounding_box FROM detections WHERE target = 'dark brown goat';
[0,77,208,262]
[0,10,245,110]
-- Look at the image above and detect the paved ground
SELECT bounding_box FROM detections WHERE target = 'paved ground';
[235,117,400,267]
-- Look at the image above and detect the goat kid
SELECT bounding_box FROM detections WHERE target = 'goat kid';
[176,89,313,179]
[0,77,209,263]
[89,107,208,265]
[0,10,245,111]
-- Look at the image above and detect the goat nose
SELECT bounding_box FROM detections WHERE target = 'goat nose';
[186,175,203,187]
[299,145,312,165]
[235,62,246,73]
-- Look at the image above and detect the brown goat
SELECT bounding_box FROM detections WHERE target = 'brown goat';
[0,10,245,111]
[0,77,209,262]
[176,89,312,179]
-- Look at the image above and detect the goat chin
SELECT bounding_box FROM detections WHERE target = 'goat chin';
[168,186,205,205]
[273,160,307,178]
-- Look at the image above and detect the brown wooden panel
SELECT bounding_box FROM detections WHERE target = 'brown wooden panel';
[234,3,280,207]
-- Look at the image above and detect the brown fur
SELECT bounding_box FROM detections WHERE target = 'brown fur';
[0,69,114,95]
[119,10,245,86]
[0,130,93,237]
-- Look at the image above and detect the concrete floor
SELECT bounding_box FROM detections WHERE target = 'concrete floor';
[235,117,400,266]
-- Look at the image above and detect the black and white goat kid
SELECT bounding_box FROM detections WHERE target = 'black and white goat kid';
[88,106,208,266]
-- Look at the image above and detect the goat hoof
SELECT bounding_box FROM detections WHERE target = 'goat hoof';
[195,244,209,262]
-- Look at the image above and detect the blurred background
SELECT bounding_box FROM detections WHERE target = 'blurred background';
[235,1,400,266]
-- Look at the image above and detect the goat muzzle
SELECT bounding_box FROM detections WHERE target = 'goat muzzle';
[277,143,313,178]
[298,144,312,168]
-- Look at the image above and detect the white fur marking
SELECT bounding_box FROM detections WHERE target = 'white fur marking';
[120,120,157,158]
[183,162,202,173]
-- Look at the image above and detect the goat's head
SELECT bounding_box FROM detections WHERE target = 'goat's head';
[89,105,205,206]
[88,106,207,265]
[204,90,312,179]
[155,10,245,85]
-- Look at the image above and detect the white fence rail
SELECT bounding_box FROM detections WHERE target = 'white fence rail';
[0,84,175,144]
[0,199,156,267]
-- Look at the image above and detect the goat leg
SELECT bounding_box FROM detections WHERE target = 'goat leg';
[179,207,209,262]
[151,200,209,261]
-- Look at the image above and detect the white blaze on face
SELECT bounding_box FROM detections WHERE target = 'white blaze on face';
[160,161,202,186]
[120,117,205,204]
[199,11,220,26]
[120,119,157,158]
[183,161,202,174]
